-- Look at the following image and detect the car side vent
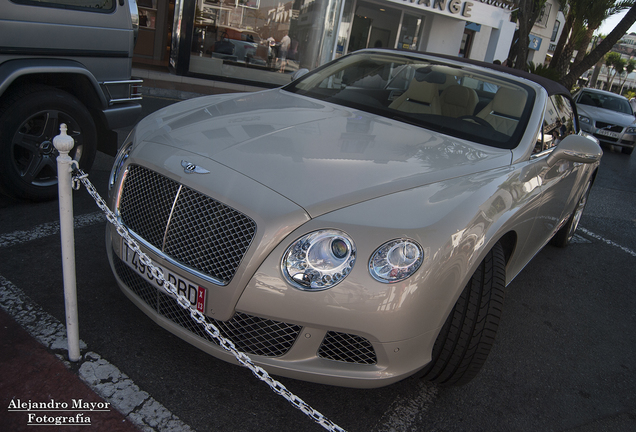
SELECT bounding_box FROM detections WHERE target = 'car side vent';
[318,331,377,365]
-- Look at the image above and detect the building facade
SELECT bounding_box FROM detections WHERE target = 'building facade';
[526,0,563,66]
[139,0,517,86]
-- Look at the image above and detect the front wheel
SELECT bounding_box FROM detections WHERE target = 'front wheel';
[551,179,592,248]
[419,243,506,386]
[0,85,97,201]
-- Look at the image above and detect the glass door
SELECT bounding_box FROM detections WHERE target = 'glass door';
[346,1,403,52]
[397,13,423,51]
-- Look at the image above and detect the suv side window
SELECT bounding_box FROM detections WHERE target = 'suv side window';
[535,94,576,154]
[11,0,115,12]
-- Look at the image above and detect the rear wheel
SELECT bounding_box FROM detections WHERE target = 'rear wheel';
[0,85,96,201]
[420,243,506,386]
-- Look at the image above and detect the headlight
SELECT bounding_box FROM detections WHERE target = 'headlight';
[282,230,356,291]
[108,139,133,190]
[578,115,591,125]
[626,126,636,133]
[369,239,423,283]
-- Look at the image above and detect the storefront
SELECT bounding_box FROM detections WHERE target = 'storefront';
[165,0,516,86]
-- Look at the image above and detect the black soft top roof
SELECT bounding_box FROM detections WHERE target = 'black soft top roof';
[368,49,572,98]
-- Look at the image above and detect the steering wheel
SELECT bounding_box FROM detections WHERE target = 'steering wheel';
[458,115,494,129]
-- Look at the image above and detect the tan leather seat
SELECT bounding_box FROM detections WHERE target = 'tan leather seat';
[476,87,527,135]
[389,72,444,115]
[440,85,478,118]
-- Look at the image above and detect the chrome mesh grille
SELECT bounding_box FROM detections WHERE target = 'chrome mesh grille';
[114,255,301,357]
[118,165,256,285]
[318,331,377,365]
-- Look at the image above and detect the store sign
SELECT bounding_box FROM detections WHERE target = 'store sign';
[397,0,473,18]
[529,35,542,51]
[390,0,513,28]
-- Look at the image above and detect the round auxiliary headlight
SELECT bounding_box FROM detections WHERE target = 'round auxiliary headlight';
[369,239,423,283]
[282,230,356,291]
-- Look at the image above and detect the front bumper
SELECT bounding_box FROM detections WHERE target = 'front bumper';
[580,123,636,150]
[105,230,437,388]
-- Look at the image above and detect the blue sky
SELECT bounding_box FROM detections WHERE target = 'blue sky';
[597,10,636,36]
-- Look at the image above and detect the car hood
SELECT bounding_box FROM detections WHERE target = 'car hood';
[135,89,512,217]
[576,104,636,127]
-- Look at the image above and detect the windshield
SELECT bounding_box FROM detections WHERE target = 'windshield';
[577,91,632,114]
[284,51,534,149]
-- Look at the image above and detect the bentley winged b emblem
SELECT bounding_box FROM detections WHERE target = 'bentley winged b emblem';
[181,160,210,174]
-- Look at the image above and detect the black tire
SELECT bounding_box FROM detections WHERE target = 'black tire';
[420,243,505,386]
[550,179,592,248]
[0,85,97,201]
[622,146,633,155]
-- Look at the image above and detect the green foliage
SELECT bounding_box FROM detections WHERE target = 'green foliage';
[527,62,561,81]
[605,51,622,66]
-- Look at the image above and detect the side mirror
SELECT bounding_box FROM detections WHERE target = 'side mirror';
[291,68,310,82]
[546,134,603,167]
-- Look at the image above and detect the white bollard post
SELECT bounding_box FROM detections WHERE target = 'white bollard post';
[54,124,81,362]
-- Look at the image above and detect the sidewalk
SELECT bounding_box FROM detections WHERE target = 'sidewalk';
[0,67,247,432]
[0,308,141,431]
[132,63,268,100]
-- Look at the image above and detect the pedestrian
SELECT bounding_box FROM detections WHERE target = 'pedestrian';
[279,32,291,72]
[267,35,276,69]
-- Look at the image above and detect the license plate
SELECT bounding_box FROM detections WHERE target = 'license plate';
[121,241,206,313]
[597,129,620,138]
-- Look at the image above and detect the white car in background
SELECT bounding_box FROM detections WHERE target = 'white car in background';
[106,49,602,388]
[575,88,635,155]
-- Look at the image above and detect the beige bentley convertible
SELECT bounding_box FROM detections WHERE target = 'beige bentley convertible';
[106,49,602,388]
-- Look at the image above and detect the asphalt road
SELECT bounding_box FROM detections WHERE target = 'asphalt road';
[1,95,635,432]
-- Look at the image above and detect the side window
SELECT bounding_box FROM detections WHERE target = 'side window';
[535,95,576,153]
[11,0,115,12]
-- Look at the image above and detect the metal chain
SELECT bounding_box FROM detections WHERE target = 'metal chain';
[72,168,346,432]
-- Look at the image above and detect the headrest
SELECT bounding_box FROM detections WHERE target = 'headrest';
[406,80,439,103]
[443,85,476,100]
[491,87,527,118]
[414,68,446,84]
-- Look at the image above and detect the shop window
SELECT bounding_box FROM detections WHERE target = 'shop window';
[138,0,157,29]
[551,19,560,42]
[459,30,474,58]
[188,0,343,86]
[536,3,552,28]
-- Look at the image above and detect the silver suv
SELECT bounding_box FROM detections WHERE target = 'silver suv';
[0,0,142,200]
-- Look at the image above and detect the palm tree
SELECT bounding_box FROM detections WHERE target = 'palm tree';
[611,57,627,90]
[619,58,636,93]
[509,0,548,69]
[550,0,634,80]
[561,4,636,89]
[604,52,622,90]
[574,1,634,68]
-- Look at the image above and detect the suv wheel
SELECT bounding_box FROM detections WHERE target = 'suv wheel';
[0,85,96,201]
